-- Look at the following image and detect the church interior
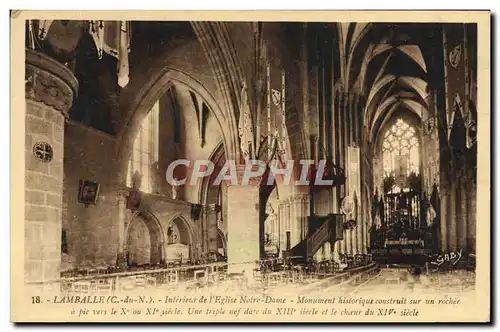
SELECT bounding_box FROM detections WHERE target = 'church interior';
[24,20,478,293]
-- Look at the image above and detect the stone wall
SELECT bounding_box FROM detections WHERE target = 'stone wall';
[25,101,65,281]
[62,120,118,267]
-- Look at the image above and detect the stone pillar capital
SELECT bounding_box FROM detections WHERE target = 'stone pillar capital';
[116,188,131,200]
[293,193,309,203]
[204,203,221,214]
[222,164,262,187]
[25,49,79,115]
[208,203,221,212]
[284,197,292,206]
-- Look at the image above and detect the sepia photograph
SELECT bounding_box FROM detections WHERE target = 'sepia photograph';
[10,10,490,323]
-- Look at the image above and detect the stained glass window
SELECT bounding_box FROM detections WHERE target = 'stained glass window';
[382,119,420,178]
[126,101,160,193]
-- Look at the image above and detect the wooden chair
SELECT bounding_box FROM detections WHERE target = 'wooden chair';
[146,275,157,287]
[72,281,92,293]
[96,279,113,294]
[134,275,147,288]
[253,269,262,283]
[207,272,218,286]
[194,269,207,283]
[268,272,280,286]
[120,277,137,291]
[166,271,179,284]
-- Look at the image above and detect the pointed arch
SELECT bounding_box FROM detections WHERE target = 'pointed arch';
[124,211,166,266]
[398,76,428,100]
[397,45,427,73]
[346,23,373,89]
[191,21,243,162]
[117,68,238,187]
[366,74,397,112]
[370,96,429,144]
[166,212,195,246]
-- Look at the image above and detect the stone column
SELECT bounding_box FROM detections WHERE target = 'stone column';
[358,197,364,254]
[298,194,309,241]
[291,195,299,245]
[277,203,283,254]
[349,229,355,255]
[200,207,207,253]
[224,166,261,281]
[284,198,291,250]
[440,188,449,252]
[206,204,220,253]
[354,225,360,255]
[116,189,132,267]
[341,229,347,255]
[467,173,476,252]
[25,50,78,283]
[290,193,309,248]
[289,194,303,245]
[458,178,468,250]
[448,180,458,251]
[363,219,369,254]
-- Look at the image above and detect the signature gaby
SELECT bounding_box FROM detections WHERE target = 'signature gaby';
[430,249,464,267]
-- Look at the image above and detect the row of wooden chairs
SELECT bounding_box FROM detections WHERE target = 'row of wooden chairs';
[339,254,373,268]
[253,269,315,286]
[63,263,229,294]
[66,273,159,294]
[70,278,114,294]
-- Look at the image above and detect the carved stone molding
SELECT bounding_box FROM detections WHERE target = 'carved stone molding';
[280,197,292,207]
[292,193,309,204]
[116,188,130,201]
[25,49,79,115]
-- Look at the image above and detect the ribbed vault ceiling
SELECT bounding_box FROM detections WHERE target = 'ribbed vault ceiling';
[333,23,434,143]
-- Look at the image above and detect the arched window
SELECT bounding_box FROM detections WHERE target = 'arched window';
[382,119,420,178]
[380,119,422,230]
[126,101,160,193]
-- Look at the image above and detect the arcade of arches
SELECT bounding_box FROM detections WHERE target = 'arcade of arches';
[24,20,477,281]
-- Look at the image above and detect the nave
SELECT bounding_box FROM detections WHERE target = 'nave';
[23,20,478,294]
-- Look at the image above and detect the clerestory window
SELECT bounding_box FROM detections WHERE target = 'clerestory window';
[126,101,160,193]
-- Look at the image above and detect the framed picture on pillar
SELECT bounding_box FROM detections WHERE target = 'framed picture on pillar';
[77,180,100,207]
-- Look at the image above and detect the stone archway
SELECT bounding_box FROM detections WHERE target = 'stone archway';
[125,212,165,266]
[165,214,194,262]
[166,215,193,245]
[116,68,239,188]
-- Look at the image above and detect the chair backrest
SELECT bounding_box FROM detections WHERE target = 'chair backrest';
[194,269,206,281]
[135,275,146,286]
